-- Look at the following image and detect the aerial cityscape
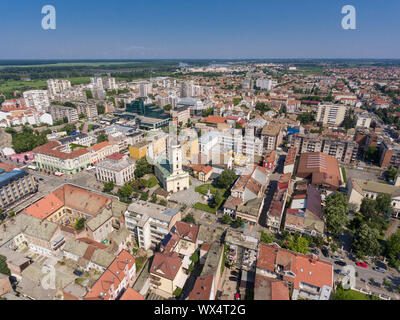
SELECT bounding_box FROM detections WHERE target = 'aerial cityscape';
[1,0,400,307]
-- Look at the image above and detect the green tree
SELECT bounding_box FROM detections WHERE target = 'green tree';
[134,158,153,178]
[97,133,108,143]
[190,252,199,264]
[159,199,167,206]
[260,231,274,244]
[140,192,149,201]
[118,184,133,199]
[202,107,214,117]
[297,112,315,124]
[385,230,400,269]
[86,90,93,99]
[213,190,223,208]
[386,167,398,181]
[221,214,232,224]
[217,169,237,189]
[103,181,114,193]
[233,217,244,228]
[352,223,382,258]
[163,104,172,111]
[79,112,85,119]
[182,214,196,224]
[96,104,105,115]
[324,192,349,236]
[74,218,86,230]
[150,194,157,203]
[0,255,11,276]
[173,287,182,299]
[364,146,379,164]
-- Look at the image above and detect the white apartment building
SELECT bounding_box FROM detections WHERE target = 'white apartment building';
[255,78,275,91]
[95,158,135,186]
[23,90,50,111]
[355,113,372,128]
[49,105,79,123]
[139,82,152,98]
[90,77,104,89]
[103,77,117,90]
[47,79,72,97]
[316,104,347,126]
[124,201,181,250]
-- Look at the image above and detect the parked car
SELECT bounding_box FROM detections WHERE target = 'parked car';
[373,266,386,273]
[235,293,240,300]
[356,262,368,268]
[335,269,349,276]
[321,247,329,257]
[310,249,319,255]
[332,255,344,261]
[73,269,83,277]
[335,261,347,267]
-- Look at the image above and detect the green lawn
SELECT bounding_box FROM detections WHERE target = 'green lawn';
[341,167,347,183]
[333,288,380,300]
[195,184,226,196]
[147,176,159,188]
[0,77,91,96]
[193,202,217,214]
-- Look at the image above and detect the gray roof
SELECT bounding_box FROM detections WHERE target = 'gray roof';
[201,242,224,277]
[63,239,89,258]
[90,249,115,268]
[86,208,113,231]
[0,214,58,247]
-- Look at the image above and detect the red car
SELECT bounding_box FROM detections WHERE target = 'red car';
[356,262,368,268]
[235,293,240,300]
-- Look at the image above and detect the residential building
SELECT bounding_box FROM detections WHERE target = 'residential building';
[0,170,37,209]
[261,124,283,151]
[316,104,346,126]
[256,243,333,300]
[84,250,136,300]
[124,201,181,250]
[23,90,50,111]
[49,104,79,123]
[149,251,186,298]
[355,113,372,128]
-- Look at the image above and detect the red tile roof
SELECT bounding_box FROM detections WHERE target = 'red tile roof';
[120,288,144,300]
[84,250,135,300]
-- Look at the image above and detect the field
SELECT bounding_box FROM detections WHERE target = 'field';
[0,77,91,96]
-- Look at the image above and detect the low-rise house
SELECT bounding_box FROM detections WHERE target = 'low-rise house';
[256,243,333,300]
[84,249,136,300]
[188,242,224,301]
[223,165,269,219]
[284,185,325,236]
[149,251,186,298]
[0,247,31,279]
[161,221,199,258]
[191,164,213,182]
[347,178,400,216]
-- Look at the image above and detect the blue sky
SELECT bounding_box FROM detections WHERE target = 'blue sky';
[1,0,399,59]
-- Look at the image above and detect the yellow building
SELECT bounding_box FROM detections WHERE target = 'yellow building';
[129,140,150,160]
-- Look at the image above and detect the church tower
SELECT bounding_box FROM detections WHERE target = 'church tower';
[170,142,183,175]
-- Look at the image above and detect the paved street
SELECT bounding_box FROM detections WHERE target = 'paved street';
[169,178,204,207]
